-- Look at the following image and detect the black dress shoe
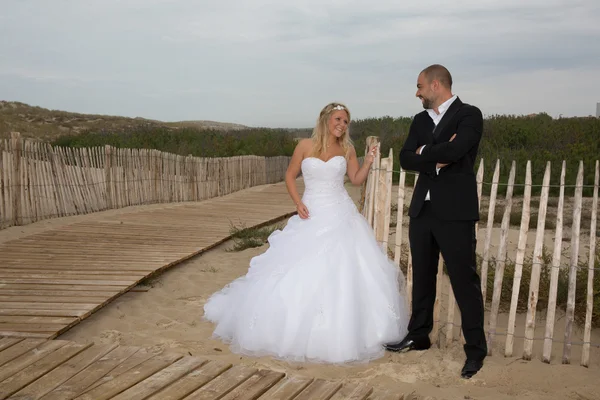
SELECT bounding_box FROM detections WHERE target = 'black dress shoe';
[461,359,483,379]
[383,337,430,353]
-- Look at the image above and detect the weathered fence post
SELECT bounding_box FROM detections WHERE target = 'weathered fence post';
[10,132,22,226]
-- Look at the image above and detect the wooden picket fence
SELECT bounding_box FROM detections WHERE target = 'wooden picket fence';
[360,136,599,368]
[0,132,291,229]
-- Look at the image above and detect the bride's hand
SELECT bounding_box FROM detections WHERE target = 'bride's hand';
[365,145,378,163]
[296,202,310,219]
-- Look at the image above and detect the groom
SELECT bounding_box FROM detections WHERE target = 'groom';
[384,64,487,379]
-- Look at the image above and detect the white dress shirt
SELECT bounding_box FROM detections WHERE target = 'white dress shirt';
[422,95,457,201]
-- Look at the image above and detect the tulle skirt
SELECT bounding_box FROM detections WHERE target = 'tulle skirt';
[203,192,409,364]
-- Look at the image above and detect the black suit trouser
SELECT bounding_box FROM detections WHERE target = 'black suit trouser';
[407,201,487,361]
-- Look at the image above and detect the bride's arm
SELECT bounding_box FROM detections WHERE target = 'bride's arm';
[346,145,375,185]
[285,139,310,218]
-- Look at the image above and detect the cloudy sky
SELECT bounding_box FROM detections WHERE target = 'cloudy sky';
[1,0,599,127]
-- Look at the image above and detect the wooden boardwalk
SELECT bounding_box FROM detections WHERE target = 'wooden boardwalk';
[0,179,408,400]
[0,181,303,339]
[0,336,406,400]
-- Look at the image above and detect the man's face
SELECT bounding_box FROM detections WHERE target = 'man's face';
[416,72,436,110]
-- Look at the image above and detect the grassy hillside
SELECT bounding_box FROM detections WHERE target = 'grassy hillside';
[0,101,248,140]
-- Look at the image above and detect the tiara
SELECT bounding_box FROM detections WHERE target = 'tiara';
[332,105,345,110]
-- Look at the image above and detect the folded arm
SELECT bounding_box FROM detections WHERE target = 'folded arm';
[420,106,483,164]
[399,117,437,175]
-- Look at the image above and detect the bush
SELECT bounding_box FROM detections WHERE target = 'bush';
[350,113,600,197]
[52,126,299,158]
[227,222,283,252]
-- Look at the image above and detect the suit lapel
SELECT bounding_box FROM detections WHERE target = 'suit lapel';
[432,97,463,138]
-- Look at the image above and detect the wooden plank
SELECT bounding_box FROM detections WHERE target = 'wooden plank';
[0,264,154,272]
[406,174,417,312]
[82,348,156,392]
[445,287,457,347]
[260,376,314,400]
[110,356,208,400]
[294,379,343,400]
[0,302,97,310]
[0,279,135,286]
[0,331,53,339]
[364,138,380,225]
[2,245,197,254]
[11,132,21,227]
[145,360,232,400]
[0,309,88,318]
[219,369,285,400]
[10,343,117,400]
[393,169,406,267]
[0,316,77,326]
[0,241,195,249]
[0,249,189,259]
[42,227,233,237]
[480,159,501,308]
[0,341,90,399]
[0,323,76,333]
[581,160,599,367]
[0,337,24,352]
[374,155,388,241]
[0,340,68,382]
[0,290,118,298]
[183,364,258,400]
[431,257,444,345]
[0,338,46,367]
[487,160,516,354]
[0,269,150,276]
[7,236,208,246]
[0,253,174,260]
[0,260,175,268]
[0,284,127,292]
[522,161,551,360]
[0,273,141,282]
[328,382,373,400]
[73,353,182,400]
[542,160,567,363]
[42,346,141,400]
[562,161,584,364]
[0,296,109,304]
[0,253,177,259]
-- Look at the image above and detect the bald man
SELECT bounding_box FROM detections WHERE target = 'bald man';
[385,64,487,379]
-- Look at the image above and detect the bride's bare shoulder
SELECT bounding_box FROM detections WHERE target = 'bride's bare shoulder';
[296,138,314,158]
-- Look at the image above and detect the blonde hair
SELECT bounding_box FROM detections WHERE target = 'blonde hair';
[310,102,353,158]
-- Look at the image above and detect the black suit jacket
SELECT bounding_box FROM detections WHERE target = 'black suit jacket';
[399,97,483,221]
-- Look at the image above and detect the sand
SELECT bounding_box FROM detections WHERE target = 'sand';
[55,233,600,400]
[2,184,599,399]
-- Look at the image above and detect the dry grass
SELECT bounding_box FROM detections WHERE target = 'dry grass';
[481,242,600,327]
[478,194,598,235]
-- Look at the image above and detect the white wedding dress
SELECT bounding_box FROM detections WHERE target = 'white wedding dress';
[203,155,409,364]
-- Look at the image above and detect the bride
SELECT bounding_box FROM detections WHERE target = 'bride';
[203,102,409,364]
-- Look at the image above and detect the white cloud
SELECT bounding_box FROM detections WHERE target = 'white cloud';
[0,0,598,127]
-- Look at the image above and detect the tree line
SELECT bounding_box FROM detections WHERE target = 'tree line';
[53,113,600,196]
